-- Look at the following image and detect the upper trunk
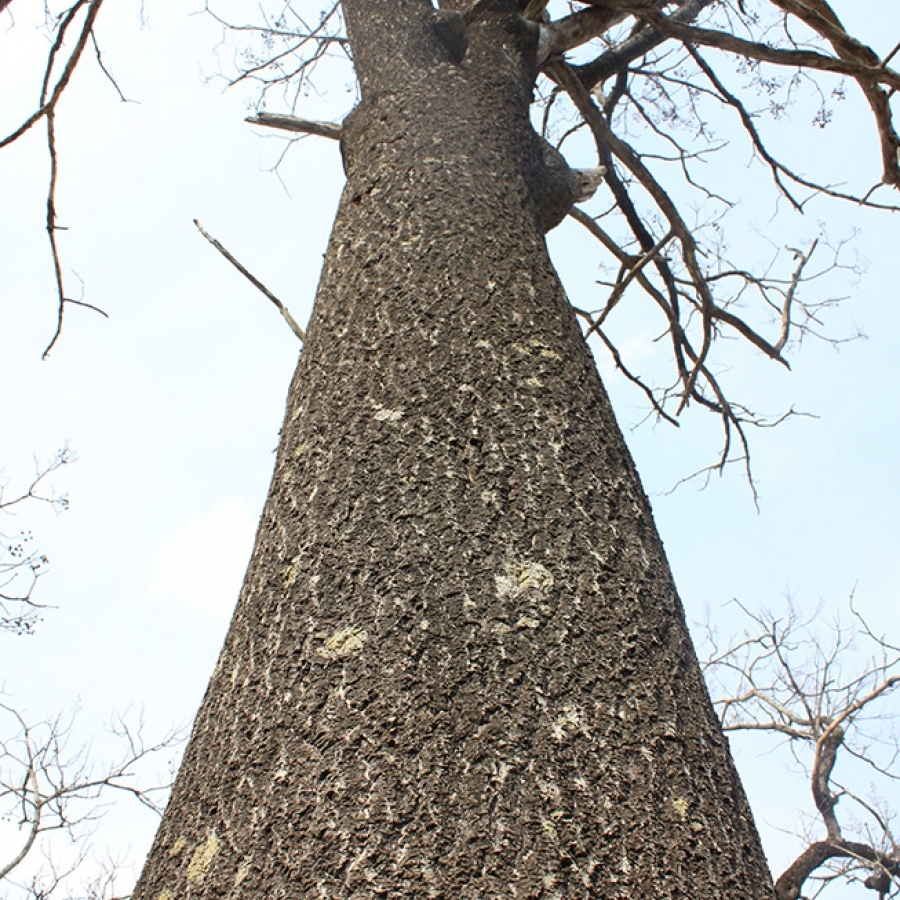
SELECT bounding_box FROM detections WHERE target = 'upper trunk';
[133,3,774,898]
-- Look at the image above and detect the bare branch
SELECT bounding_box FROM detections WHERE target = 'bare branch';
[0,449,73,634]
[0,702,184,890]
[540,6,629,61]
[0,0,105,150]
[193,220,306,342]
[246,112,342,140]
[575,0,718,89]
[767,0,900,189]
[628,4,900,193]
[701,597,900,899]
[634,8,900,91]
[1,0,113,357]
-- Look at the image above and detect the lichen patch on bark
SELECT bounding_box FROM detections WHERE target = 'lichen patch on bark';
[317,624,369,658]
[494,560,554,600]
[186,832,219,886]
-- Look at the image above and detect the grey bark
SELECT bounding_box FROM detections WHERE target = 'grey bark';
[133,2,774,897]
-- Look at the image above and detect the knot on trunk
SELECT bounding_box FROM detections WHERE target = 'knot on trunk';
[537,137,604,232]
[433,10,469,64]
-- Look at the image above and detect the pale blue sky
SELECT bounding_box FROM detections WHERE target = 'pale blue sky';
[1,0,898,893]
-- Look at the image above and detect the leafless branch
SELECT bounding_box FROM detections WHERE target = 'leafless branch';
[246,112,342,140]
[0,449,73,635]
[700,597,900,899]
[0,0,113,357]
[0,702,183,892]
[193,220,306,342]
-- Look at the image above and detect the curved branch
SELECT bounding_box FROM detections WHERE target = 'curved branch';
[767,0,900,188]
[776,838,900,900]
[811,724,844,839]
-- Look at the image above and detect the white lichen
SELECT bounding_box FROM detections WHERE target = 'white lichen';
[373,407,403,423]
[495,561,553,601]
[551,704,583,741]
[317,625,369,658]
[186,831,220,886]
[283,554,302,586]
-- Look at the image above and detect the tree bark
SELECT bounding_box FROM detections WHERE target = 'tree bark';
[133,2,774,897]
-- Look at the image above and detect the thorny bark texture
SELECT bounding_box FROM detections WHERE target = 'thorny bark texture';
[702,602,900,899]
[133,2,773,897]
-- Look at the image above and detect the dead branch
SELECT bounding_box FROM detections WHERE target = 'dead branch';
[246,112,342,140]
[193,220,306,342]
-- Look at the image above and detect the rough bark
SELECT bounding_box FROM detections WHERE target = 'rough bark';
[133,2,774,897]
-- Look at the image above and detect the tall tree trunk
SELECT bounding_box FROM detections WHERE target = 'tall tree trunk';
[134,2,774,897]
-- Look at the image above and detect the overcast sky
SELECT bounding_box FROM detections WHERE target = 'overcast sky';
[1,0,898,894]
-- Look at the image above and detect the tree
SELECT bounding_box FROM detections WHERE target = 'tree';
[5,0,896,896]
[701,600,900,899]
[126,1,897,897]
